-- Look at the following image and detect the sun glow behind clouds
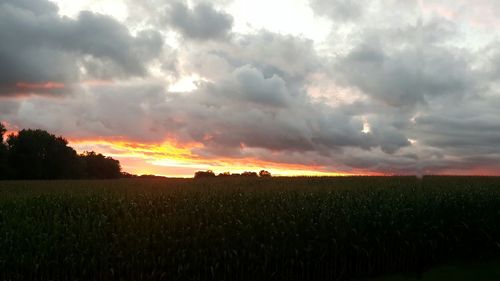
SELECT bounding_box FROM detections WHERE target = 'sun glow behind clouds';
[228,0,331,43]
[361,117,371,134]
[54,0,331,46]
[168,74,206,93]
[18,1,347,177]
[69,138,350,177]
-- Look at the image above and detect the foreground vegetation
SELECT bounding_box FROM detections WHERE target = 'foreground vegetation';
[367,259,500,281]
[0,124,121,180]
[1,176,500,280]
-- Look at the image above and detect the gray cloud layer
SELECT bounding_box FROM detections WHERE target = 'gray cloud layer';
[0,0,163,95]
[1,0,500,175]
[166,2,233,40]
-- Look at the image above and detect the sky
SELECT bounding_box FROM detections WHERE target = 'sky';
[1,0,500,177]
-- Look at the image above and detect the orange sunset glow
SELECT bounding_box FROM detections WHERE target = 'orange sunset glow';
[1,0,500,177]
[68,138,357,177]
[16,82,65,90]
[3,1,500,280]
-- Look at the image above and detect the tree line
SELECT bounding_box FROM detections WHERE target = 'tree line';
[194,170,271,179]
[0,123,121,180]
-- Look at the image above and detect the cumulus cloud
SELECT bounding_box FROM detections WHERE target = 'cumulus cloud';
[306,0,500,174]
[414,96,500,153]
[0,27,411,172]
[180,31,322,99]
[165,2,233,40]
[2,0,500,175]
[0,0,163,96]
[309,0,363,21]
[335,23,476,108]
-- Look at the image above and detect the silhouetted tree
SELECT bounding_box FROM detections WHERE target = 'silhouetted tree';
[80,151,121,179]
[241,171,258,177]
[0,123,8,179]
[121,172,138,178]
[7,129,84,179]
[259,170,272,177]
[138,174,168,179]
[194,170,216,179]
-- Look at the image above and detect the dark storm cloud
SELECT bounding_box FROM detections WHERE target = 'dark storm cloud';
[3,0,500,175]
[414,96,500,152]
[0,0,163,96]
[0,50,392,160]
[0,24,415,172]
[166,2,233,40]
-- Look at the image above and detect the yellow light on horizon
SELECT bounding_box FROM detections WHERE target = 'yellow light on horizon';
[68,138,354,178]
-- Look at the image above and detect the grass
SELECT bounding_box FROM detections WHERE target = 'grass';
[1,176,500,280]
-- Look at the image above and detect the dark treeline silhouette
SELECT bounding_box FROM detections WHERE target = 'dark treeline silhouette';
[80,151,121,179]
[259,170,272,177]
[0,124,8,179]
[0,123,122,180]
[194,170,216,178]
[195,170,272,179]
[122,172,168,179]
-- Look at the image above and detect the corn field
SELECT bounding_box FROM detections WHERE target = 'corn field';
[1,176,500,280]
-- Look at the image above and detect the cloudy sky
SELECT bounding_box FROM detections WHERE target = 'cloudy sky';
[1,0,499,177]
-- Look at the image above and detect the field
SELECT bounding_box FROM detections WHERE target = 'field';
[1,177,500,280]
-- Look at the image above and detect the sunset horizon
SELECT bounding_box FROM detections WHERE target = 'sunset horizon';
[2,0,500,177]
[3,1,500,280]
